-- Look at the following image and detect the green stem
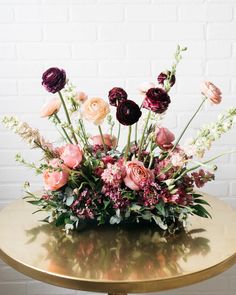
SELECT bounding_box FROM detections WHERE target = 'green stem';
[58,91,78,145]
[53,113,73,144]
[135,122,138,144]
[79,119,89,149]
[138,111,151,160]
[98,125,107,153]
[124,125,132,161]
[116,123,121,149]
[172,97,207,151]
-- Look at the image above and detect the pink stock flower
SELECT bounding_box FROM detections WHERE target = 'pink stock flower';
[91,134,117,149]
[101,161,126,187]
[201,81,222,104]
[40,98,61,118]
[124,160,153,191]
[43,158,69,191]
[155,127,175,149]
[60,144,83,169]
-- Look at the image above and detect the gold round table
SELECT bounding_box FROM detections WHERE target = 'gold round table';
[0,194,236,295]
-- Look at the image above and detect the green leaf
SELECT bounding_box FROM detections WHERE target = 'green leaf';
[55,213,68,226]
[66,195,74,206]
[27,200,42,206]
[152,215,167,230]
[193,204,212,218]
[194,198,211,207]
[103,200,110,210]
[155,202,166,216]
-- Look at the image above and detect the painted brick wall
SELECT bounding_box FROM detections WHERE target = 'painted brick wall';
[0,0,236,294]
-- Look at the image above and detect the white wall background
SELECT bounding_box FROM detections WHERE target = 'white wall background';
[0,0,236,294]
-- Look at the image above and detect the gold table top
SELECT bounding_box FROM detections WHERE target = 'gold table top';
[0,195,236,293]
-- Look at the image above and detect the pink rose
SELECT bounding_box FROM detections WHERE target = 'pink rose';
[43,159,69,191]
[40,98,61,117]
[124,160,153,191]
[155,127,175,149]
[60,144,83,169]
[201,81,222,104]
[91,134,117,148]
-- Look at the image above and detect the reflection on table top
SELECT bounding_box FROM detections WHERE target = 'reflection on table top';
[0,194,236,293]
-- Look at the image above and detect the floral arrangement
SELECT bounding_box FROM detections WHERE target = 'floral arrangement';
[2,45,236,233]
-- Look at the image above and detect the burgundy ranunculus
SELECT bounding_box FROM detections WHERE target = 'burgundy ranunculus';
[158,71,176,87]
[42,67,66,93]
[116,100,142,126]
[108,87,128,107]
[143,87,171,113]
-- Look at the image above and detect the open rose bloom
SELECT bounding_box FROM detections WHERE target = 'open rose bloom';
[4,45,236,233]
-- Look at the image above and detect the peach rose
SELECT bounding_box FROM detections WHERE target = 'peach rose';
[40,98,61,117]
[43,159,69,191]
[82,97,110,125]
[60,144,83,169]
[156,127,175,149]
[91,134,117,148]
[124,160,153,191]
[74,91,88,103]
[201,81,222,104]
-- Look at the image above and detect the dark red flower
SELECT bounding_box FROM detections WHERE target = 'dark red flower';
[108,87,128,107]
[42,67,66,93]
[116,100,142,125]
[158,71,176,87]
[142,87,171,113]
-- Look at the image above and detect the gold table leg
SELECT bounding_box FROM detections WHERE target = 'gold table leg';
[108,293,127,295]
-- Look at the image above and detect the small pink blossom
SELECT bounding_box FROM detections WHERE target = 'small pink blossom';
[74,91,88,103]
[101,161,126,187]
[155,127,175,149]
[124,160,153,191]
[43,159,69,191]
[40,98,61,118]
[60,144,83,169]
[201,81,222,104]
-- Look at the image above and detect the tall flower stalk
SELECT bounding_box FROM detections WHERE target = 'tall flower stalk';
[58,91,78,145]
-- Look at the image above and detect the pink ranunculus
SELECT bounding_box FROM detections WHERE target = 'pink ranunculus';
[43,159,69,191]
[91,134,117,148]
[201,81,222,104]
[40,97,61,118]
[124,160,153,191]
[60,144,83,169]
[156,127,175,149]
[74,91,88,103]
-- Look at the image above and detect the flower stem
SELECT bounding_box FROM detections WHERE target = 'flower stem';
[135,122,138,144]
[58,91,78,145]
[53,113,73,144]
[138,111,151,160]
[116,123,121,149]
[172,96,207,151]
[98,125,107,153]
[124,125,132,161]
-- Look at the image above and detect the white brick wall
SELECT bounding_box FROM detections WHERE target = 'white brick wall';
[0,0,236,294]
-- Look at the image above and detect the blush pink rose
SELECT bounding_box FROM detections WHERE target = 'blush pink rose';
[60,144,83,169]
[43,159,69,191]
[91,134,117,148]
[156,127,175,149]
[201,81,222,104]
[124,160,153,191]
[40,98,61,117]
